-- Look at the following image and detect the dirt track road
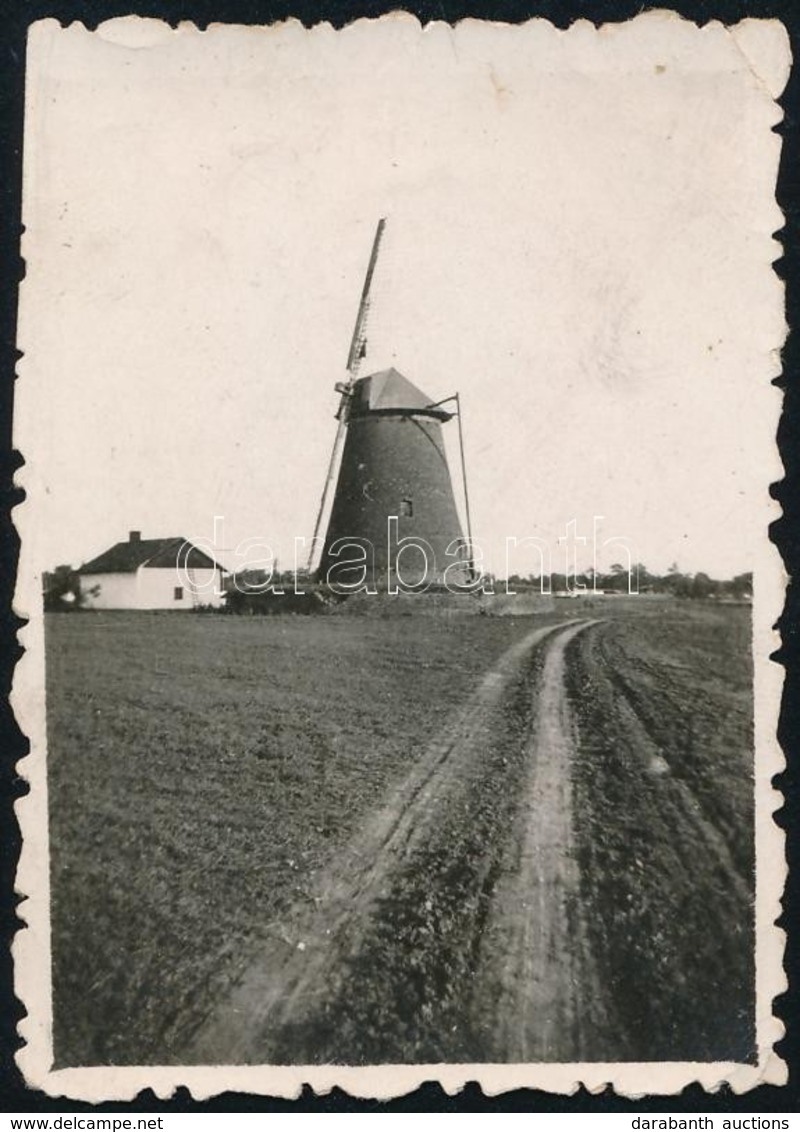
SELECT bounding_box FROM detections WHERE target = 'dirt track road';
[481,620,606,1062]
[184,612,753,1065]
[186,618,610,1065]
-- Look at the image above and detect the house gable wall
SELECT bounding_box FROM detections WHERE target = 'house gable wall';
[80,567,224,610]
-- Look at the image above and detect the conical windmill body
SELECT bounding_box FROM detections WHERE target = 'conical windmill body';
[312,220,473,591]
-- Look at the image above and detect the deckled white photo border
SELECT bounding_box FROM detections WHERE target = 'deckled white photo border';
[11,11,790,1100]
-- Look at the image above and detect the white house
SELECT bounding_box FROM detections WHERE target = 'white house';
[79,531,226,610]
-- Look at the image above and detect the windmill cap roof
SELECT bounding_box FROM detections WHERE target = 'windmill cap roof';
[351,368,453,419]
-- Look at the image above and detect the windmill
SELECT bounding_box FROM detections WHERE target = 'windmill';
[307,218,387,572]
[310,220,474,591]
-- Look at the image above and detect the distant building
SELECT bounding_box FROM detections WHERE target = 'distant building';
[79,531,226,610]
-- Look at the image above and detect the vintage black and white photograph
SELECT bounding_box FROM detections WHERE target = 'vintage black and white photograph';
[13,14,788,1097]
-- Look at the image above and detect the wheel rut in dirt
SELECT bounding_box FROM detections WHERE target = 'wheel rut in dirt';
[186,617,603,1064]
[476,619,608,1062]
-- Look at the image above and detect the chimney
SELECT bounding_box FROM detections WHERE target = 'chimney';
[129,530,141,544]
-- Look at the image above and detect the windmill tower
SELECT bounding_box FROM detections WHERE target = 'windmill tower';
[309,221,473,592]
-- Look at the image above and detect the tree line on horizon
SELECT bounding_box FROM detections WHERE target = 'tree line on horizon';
[503,563,753,601]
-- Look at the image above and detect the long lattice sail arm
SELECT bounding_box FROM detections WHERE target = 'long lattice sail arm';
[336,218,386,418]
[308,218,387,572]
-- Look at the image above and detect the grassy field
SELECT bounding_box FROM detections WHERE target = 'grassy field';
[565,601,755,1061]
[44,598,754,1065]
[45,608,564,1064]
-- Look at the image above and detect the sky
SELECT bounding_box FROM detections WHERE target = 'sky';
[17,15,788,582]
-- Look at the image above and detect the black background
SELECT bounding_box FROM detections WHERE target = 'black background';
[1,0,798,1112]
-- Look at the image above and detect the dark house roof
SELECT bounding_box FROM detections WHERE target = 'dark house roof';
[81,535,225,575]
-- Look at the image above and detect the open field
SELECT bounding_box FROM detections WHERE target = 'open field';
[565,606,754,1061]
[44,598,754,1065]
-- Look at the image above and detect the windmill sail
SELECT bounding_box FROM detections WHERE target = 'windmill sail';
[344,217,386,389]
[307,219,387,572]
